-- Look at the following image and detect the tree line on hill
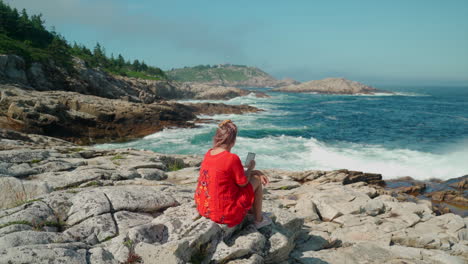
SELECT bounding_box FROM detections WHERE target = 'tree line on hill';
[0,0,166,80]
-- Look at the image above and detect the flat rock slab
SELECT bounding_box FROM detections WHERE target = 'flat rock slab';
[0,201,56,226]
[0,242,89,264]
[32,168,107,189]
[0,149,50,163]
[0,177,52,209]
[213,226,266,263]
[64,213,117,245]
[66,189,111,226]
[136,168,167,180]
[102,185,178,212]
[114,211,153,233]
[0,230,63,249]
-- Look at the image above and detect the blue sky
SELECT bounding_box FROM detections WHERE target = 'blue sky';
[7,0,468,86]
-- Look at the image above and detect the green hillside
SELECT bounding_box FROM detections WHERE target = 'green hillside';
[166,64,272,82]
[0,0,165,80]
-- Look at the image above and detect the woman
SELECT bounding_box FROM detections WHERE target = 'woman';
[194,120,272,229]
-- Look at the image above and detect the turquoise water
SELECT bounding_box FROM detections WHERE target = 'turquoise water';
[95,86,468,180]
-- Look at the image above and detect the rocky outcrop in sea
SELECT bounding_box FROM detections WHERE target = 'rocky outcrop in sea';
[0,129,466,263]
[0,85,261,145]
[272,77,391,95]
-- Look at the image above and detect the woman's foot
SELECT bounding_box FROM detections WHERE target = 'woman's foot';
[254,214,272,229]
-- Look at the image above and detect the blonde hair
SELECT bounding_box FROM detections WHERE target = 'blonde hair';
[213,120,237,148]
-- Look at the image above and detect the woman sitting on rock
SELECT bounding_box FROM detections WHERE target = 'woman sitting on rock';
[195,119,272,229]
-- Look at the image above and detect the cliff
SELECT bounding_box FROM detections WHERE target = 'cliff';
[272,77,391,95]
[0,130,466,263]
[0,85,261,145]
[167,64,299,88]
[0,54,265,102]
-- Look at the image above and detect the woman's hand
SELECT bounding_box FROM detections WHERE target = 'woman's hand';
[258,174,269,186]
[252,170,269,186]
[247,160,256,170]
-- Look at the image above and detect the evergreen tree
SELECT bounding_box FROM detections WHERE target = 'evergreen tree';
[117,54,125,69]
[132,59,141,71]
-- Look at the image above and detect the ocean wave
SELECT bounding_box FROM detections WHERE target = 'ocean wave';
[96,126,468,180]
[233,135,468,180]
[347,92,429,97]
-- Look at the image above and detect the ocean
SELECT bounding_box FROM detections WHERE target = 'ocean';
[95,86,468,180]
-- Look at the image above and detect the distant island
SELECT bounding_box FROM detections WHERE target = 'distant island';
[166,64,298,88]
[272,77,392,95]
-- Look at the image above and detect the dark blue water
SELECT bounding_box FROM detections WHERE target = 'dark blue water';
[96,86,468,180]
[247,86,468,153]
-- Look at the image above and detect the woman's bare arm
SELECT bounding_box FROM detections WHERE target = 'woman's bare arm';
[238,160,255,187]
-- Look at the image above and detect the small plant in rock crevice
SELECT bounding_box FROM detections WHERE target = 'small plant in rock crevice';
[122,238,142,264]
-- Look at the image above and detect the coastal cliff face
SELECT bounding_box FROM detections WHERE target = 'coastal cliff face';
[0,85,261,145]
[0,130,466,264]
[0,54,264,102]
[272,77,389,94]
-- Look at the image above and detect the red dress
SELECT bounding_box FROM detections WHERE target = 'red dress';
[195,149,255,227]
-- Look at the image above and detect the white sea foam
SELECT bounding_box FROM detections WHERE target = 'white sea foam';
[95,89,466,181]
[232,135,468,180]
[96,123,468,180]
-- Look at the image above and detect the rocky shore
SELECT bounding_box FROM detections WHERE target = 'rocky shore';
[272,78,391,95]
[0,84,261,145]
[0,54,266,102]
[0,129,466,263]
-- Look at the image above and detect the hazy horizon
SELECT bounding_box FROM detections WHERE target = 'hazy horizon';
[6,0,468,86]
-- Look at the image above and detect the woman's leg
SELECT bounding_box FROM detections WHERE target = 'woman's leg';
[249,171,263,222]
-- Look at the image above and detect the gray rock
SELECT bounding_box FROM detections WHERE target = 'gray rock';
[0,224,33,236]
[34,159,84,174]
[0,242,88,264]
[213,226,266,263]
[126,161,166,171]
[0,149,49,163]
[127,223,169,245]
[103,185,178,212]
[0,201,56,226]
[0,54,28,84]
[88,247,118,264]
[0,231,63,249]
[272,77,384,95]
[166,167,199,182]
[33,168,107,189]
[66,189,111,225]
[136,168,167,180]
[364,199,386,216]
[226,254,264,264]
[0,177,52,209]
[114,211,153,233]
[267,180,301,190]
[6,163,38,177]
[265,229,295,263]
[64,214,117,245]
[294,199,321,222]
[40,190,76,222]
[134,241,188,264]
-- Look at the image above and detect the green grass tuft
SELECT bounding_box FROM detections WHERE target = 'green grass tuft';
[0,220,32,229]
[111,154,125,160]
[14,198,42,207]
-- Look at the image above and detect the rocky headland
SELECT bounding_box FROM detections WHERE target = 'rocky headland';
[0,85,261,145]
[0,54,267,102]
[272,78,391,95]
[166,64,299,88]
[0,129,467,263]
[0,52,270,145]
